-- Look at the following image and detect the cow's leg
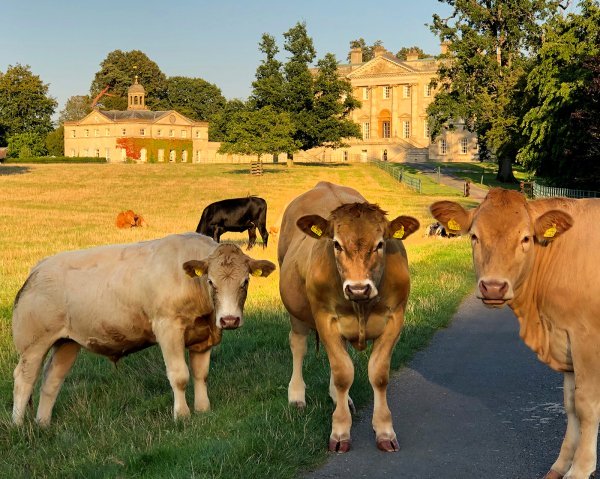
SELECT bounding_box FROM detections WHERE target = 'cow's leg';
[547,373,579,477]
[564,343,600,479]
[288,316,309,408]
[321,331,354,453]
[257,223,269,248]
[13,339,55,425]
[247,226,257,250]
[328,344,356,414]
[189,348,211,412]
[153,320,190,420]
[36,340,81,426]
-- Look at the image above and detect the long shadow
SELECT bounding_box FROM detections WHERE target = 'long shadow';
[226,167,288,175]
[0,165,30,176]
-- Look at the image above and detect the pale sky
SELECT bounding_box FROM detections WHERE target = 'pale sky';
[1,0,454,116]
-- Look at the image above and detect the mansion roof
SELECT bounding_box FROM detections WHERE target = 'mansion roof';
[98,110,171,121]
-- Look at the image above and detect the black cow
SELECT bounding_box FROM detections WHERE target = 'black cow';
[195,196,269,249]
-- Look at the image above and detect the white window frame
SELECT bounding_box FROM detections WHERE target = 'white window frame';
[382,121,391,139]
[424,84,432,97]
[424,120,430,139]
[94,129,99,137]
[157,129,162,137]
[439,139,448,155]
[140,128,146,136]
[84,129,89,137]
[403,85,411,98]
[71,130,76,138]
[181,130,187,138]
[121,128,126,136]
[460,138,468,155]
[402,121,410,139]
[363,122,370,140]
[383,86,391,99]
[105,128,110,136]
[169,130,174,138]
[363,87,369,100]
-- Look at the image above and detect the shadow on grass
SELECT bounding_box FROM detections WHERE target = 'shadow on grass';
[225,166,289,175]
[0,165,30,176]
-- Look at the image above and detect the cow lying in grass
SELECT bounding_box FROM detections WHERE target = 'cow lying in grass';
[12,233,275,426]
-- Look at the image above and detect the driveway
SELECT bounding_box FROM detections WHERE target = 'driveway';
[303,294,568,479]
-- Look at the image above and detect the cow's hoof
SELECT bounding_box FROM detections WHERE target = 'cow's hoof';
[328,438,351,453]
[376,437,400,452]
[544,470,563,479]
[289,400,306,409]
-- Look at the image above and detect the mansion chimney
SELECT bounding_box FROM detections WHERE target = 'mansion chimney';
[350,47,363,64]
[406,49,419,61]
[373,45,386,58]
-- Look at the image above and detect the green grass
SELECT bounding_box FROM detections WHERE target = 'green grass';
[428,161,531,189]
[0,162,475,478]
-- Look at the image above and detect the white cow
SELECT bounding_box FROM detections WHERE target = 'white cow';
[12,233,275,425]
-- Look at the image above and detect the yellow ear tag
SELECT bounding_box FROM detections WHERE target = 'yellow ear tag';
[311,225,322,237]
[251,269,262,277]
[447,218,461,231]
[194,268,204,277]
[544,224,557,238]
[393,225,405,239]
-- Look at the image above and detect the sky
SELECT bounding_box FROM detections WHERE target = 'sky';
[1,0,454,117]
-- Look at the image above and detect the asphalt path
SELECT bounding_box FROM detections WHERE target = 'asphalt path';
[304,294,570,479]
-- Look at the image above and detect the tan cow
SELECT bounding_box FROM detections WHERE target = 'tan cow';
[431,188,600,479]
[12,233,275,426]
[278,181,420,452]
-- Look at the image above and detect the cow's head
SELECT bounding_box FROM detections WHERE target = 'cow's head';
[183,244,275,329]
[430,188,573,307]
[297,202,420,302]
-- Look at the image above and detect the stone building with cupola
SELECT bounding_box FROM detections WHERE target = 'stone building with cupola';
[304,44,478,163]
[63,77,210,163]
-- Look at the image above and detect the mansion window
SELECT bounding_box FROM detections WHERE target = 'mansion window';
[157,129,162,137]
[383,86,391,99]
[121,128,126,136]
[402,121,410,139]
[424,120,430,139]
[71,130,76,138]
[181,130,187,138]
[169,130,174,138]
[439,139,448,155]
[140,128,146,136]
[460,138,468,154]
[362,87,369,100]
[424,84,432,97]
[195,130,200,138]
[94,129,99,137]
[84,129,89,137]
[382,121,391,139]
[403,85,411,98]
[363,122,370,140]
[105,128,110,136]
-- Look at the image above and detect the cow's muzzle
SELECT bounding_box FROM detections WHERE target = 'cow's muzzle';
[219,315,241,329]
[478,279,509,307]
[345,283,372,302]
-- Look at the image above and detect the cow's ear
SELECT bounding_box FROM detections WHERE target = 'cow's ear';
[183,260,209,278]
[296,215,331,239]
[533,210,573,244]
[429,201,473,235]
[248,259,276,278]
[386,216,420,240]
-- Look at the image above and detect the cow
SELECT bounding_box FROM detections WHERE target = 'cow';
[12,233,275,426]
[116,210,146,228]
[278,181,420,453]
[196,196,269,249]
[430,188,600,479]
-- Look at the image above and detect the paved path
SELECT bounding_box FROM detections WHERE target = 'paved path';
[304,294,568,479]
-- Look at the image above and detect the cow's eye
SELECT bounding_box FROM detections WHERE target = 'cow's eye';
[375,241,384,252]
[207,278,215,288]
[522,236,530,245]
[333,240,343,252]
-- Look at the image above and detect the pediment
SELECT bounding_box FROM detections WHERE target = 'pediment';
[78,110,111,125]
[154,111,194,126]
[348,57,414,79]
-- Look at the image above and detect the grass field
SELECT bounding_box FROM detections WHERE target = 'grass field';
[0,162,477,478]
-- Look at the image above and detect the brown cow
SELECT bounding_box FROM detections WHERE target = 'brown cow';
[12,233,275,426]
[430,188,600,479]
[278,181,420,452]
[116,210,146,228]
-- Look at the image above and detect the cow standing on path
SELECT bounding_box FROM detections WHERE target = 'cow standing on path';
[196,196,269,249]
[12,233,275,426]
[278,181,420,452]
[430,188,600,479]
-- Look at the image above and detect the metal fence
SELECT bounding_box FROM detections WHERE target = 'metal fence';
[528,182,600,199]
[370,160,422,193]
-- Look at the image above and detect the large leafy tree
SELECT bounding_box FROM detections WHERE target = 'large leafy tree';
[59,95,92,123]
[428,0,565,182]
[90,50,167,110]
[249,34,285,110]
[0,64,56,146]
[517,0,600,188]
[45,125,64,156]
[165,76,226,121]
[208,99,247,142]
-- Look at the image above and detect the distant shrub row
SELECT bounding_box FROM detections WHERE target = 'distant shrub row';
[3,156,107,164]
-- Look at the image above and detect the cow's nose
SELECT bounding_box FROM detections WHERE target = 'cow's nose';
[219,315,241,329]
[479,279,508,300]
[345,283,372,301]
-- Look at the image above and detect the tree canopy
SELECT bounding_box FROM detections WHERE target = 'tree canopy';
[0,64,57,146]
[59,95,92,123]
[165,76,226,121]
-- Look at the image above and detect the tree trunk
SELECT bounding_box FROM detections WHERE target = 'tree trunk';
[496,157,517,183]
[286,152,294,167]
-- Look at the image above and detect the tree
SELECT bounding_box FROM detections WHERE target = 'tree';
[428,0,565,182]
[218,106,299,159]
[90,50,167,110]
[208,99,247,142]
[517,0,600,188]
[395,46,430,60]
[347,38,383,62]
[249,34,285,110]
[45,125,64,156]
[165,76,226,121]
[7,132,47,158]
[59,95,92,123]
[0,64,56,146]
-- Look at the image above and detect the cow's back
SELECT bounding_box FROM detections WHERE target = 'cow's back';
[277,182,365,265]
